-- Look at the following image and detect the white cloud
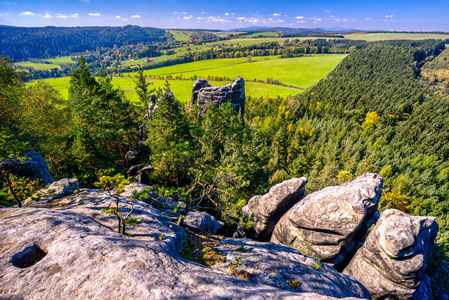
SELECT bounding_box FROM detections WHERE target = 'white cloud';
[20,11,35,16]
[231,13,235,15]
[131,15,141,18]
[237,17,245,20]
[122,18,128,21]
[0,13,8,16]
[172,11,178,14]
[385,14,394,18]
[183,15,192,20]
[88,13,101,16]
[273,13,281,16]
[343,19,348,22]
[224,12,229,16]
[324,9,332,13]
[278,19,284,23]
[366,17,371,20]
[57,14,68,18]
[182,12,187,15]
[116,15,121,19]
[296,16,304,19]
[43,13,52,18]
[70,13,79,18]
[330,15,335,18]
[297,20,305,24]
[314,17,322,21]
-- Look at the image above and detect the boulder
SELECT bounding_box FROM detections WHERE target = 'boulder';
[271,173,383,267]
[184,210,224,234]
[343,209,438,299]
[234,177,307,241]
[0,151,54,184]
[211,239,371,299]
[1,193,362,299]
[24,178,78,204]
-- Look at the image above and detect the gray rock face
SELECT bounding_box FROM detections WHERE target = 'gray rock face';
[184,210,224,234]
[343,209,438,299]
[271,173,383,267]
[0,151,54,184]
[25,178,78,204]
[0,191,365,299]
[235,177,308,241]
[211,239,371,299]
[191,76,246,124]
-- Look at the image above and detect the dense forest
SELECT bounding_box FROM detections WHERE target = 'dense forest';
[1,39,449,295]
[0,25,167,61]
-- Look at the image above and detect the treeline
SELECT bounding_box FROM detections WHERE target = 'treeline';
[1,25,167,61]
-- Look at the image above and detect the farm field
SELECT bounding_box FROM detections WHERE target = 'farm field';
[29,76,301,104]
[167,30,191,41]
[44,56,75,64]
[137,54,347,89]
[344,32,449,41]
[14,61,61,70]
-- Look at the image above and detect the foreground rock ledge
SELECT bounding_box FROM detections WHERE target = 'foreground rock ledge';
[0,197,369,299]
[271,173,383,267]
[343,209,438,300]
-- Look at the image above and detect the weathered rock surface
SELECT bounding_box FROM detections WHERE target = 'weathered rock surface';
[24,178,78,204]
[212,239,371,299]
[343,209,438,299]
[191,76,246,124]
[184,210,224,234]
[271,173,383,267]
[0,191,368,299]
[0,151,54,184]
[234,177,308,241]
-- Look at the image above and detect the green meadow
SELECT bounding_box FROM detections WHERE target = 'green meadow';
[344,32,449,41]
[138,54,347,89]
[14,61,61,70]
[168,30,192,41]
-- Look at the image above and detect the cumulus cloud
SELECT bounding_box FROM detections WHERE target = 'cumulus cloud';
[278,19,284,23]
[69,13,79,18]
[43,13,52,18]
[236,17,259,23]
[385,14,394,18]
[296,16,304,19]
[224,12,229,16]
[116,15,121,19]
[172,11,178,14]
[88,13,101,16]
[57,14,68,18]
[131,15,141,18]
[182,12,187,15]
[183,15,192,20]
[20,11,35,16]
[273,13,281,16]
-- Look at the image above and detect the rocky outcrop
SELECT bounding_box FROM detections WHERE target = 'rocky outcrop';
[24,178,78,204]
[184,210,224,234]
[191,76,246,124]
[343,209,438,299]
[212,239,370,299]
[271,173,383,267]
[234,177,308,241]
[0,190,369,299]
[0,151,54,184]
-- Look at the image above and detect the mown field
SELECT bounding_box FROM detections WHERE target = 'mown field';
[14,61,61,70]
[167,30,191,41]
[344,32,449,41]
[137,54,347,89]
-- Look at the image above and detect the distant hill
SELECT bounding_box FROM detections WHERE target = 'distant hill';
[0,25,167,61]
[229,26,360,33]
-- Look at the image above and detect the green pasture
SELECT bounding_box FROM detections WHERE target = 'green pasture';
[242,31,279,38]
[168,30,191,42]
[136,55,346,89]
[344,33,449,41]
[14,61,61,71]
[44,56,75,64]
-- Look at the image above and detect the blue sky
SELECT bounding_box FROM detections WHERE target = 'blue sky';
[1,0,448,31]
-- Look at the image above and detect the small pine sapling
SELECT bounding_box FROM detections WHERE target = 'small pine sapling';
[95,174,134,235]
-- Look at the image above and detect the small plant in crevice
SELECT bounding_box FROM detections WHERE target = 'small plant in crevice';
[227,256,250,280]
[287,279,300,290]
[314,260,322,270]
[95,174,133,235]
[202,246,225,266]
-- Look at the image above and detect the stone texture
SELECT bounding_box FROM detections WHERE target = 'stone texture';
[24,178,78,204]
[184,210,224,234]
[212,239,371,299]
[190,76,246,124]
[0,191,366,300]
[343,209,438,299]
[234,177,307,241]
[0,151,54,184]
[271,173,383,267]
